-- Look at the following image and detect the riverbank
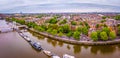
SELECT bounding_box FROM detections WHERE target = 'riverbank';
[28,28,120,45]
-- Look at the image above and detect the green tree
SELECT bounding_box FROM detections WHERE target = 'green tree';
[115,15,120,20]
[76,26,82,32]
[73,31,80,40]
[58,32,63,37]
[118,26,120,35]
[62,24,70,33]
[66,31,73,37]
[37,26,45,32]
[49,24,58,29]
[26,22,37,28]
[40,24,47,31]
[59,19,67,24]
[48,24,58,29]
[47,28,52,33]
[103,24,107,27]
[82,26,88,35]
[102,27,110,36]
[79,22,83,25]
[36,15,43,18]
[100,31,108,41]
[49,17,58,24]
[58,26,64,33]
[84,21,90,28]
[71,21,77,25]
[102,16,107,19]
[109,31,116,40]
[96,30,101,38]
[90,31,98,41]
[51,29,58,35]
[96,24,99,28]
[101,19,106,23]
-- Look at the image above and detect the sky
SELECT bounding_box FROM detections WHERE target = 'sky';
[0,0,120,13]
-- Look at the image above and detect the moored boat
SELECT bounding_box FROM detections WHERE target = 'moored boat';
[25,37,31,42]
[43,50,54,57]
[52,55,60,58]
[30,41,43,51]
[63,54,75,58]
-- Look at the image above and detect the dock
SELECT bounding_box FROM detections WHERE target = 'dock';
[17,29,75,58]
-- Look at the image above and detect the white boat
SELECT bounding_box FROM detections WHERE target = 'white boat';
[23,35,28,39]
[44,37,48,39]
[52,55,60,58]
[19,33,24,36]
[25,37,31,42]
[63,54,75,58]
[43,50,53,57]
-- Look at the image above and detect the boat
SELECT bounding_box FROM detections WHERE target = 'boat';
[23,36,31,42]
[43,50,54,57]
[63,54,75,58]
[25,37,31,42]
[52,55,60,58]
[30,41,43,51]
[19,32,24,37]
[23,29,27,32]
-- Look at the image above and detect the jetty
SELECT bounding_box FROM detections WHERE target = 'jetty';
[17,29,74,58]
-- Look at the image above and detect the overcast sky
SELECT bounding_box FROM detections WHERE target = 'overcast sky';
[0,0,120,13]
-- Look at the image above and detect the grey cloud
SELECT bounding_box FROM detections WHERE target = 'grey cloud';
[0,0,120,13]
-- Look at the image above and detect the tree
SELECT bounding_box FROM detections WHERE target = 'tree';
[47,28,52,33]
[51,29,58,35]
[49,24,58,29]
[109,31,116,40]
[62,24,70,33]
[59,19,67,24]
[115,15,120,20]
[103,24,107,27]
[79,22,83,25]
[16,19,25,25]
[118,26,120,35]
[102,16,107,19]
[96,24,99,28]
[36,26,45,32]
[58,26,64,33]
[40,24,47,31]
[90,31,98,41]
[73,31,80,40]
[49,17,58,24]
[66,31,73,37]
[71,21,77,25]
[102,27,110,36]
[100,31,108,41]
[58,32,63,36]
[96,30,101,38]
[101,19,106,23]
[36,15,43,18]
[82,26,88,35]
[76,26,82,32]
[34,25,39,30]
[84,21,89,28]
[27,22,37,28]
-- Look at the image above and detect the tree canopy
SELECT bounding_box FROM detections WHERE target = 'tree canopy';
[90,31,98,41]
[100,31,108,41]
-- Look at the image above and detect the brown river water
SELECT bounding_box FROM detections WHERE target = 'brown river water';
[0,20,120,58]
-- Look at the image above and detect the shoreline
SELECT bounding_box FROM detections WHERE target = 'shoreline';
[28,28,120,45]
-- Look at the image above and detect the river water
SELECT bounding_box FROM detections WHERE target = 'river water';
[0,20,120,58]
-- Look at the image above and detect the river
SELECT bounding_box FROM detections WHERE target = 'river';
[0,20,120,58]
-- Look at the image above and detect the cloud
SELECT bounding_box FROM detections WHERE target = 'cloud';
[0,0,120,13]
